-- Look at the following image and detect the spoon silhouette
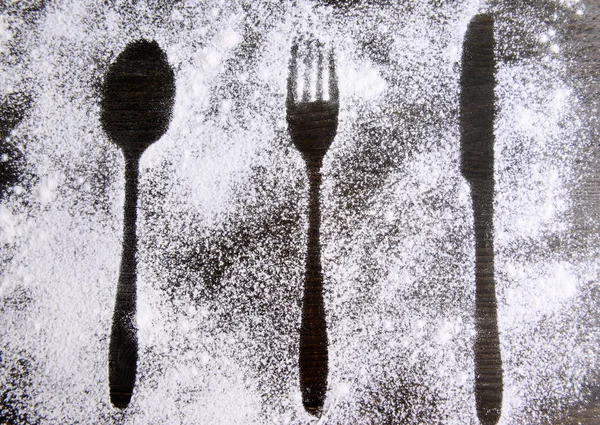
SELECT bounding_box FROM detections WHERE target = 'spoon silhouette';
[100,39,175,409]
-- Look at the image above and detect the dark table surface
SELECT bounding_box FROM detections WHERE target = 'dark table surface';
[1,1,600,424]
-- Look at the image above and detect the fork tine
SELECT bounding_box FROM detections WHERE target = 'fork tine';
[316,42,324,101]
[287,41,298,106]
[302,39,312,102]
[328,48,339,103]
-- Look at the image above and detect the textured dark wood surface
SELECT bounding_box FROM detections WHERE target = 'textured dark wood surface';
[0,93,30,202]
[1,1,600,422]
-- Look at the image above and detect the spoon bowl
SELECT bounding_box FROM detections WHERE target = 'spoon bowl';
[101,39,175,156]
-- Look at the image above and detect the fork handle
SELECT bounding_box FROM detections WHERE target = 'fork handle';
[109,153,140,409]
[299,155,328,415]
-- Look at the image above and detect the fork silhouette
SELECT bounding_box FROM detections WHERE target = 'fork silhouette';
[286,39,339,416]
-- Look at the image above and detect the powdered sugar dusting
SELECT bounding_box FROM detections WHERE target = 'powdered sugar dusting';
[1,0,598,424]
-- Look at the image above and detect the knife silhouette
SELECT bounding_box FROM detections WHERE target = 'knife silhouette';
[459,14,503,425]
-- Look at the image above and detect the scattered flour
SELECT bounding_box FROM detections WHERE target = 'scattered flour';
[0,0,597,424]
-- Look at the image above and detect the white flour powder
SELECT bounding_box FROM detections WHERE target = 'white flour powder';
[0,0,596,424]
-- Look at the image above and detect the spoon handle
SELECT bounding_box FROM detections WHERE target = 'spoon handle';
[299,154,328,415]
[109,154,140,409]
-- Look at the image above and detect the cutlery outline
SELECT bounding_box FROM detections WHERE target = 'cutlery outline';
[100,39,176,409]
[459,14,503,425]
[286,38,339,416]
